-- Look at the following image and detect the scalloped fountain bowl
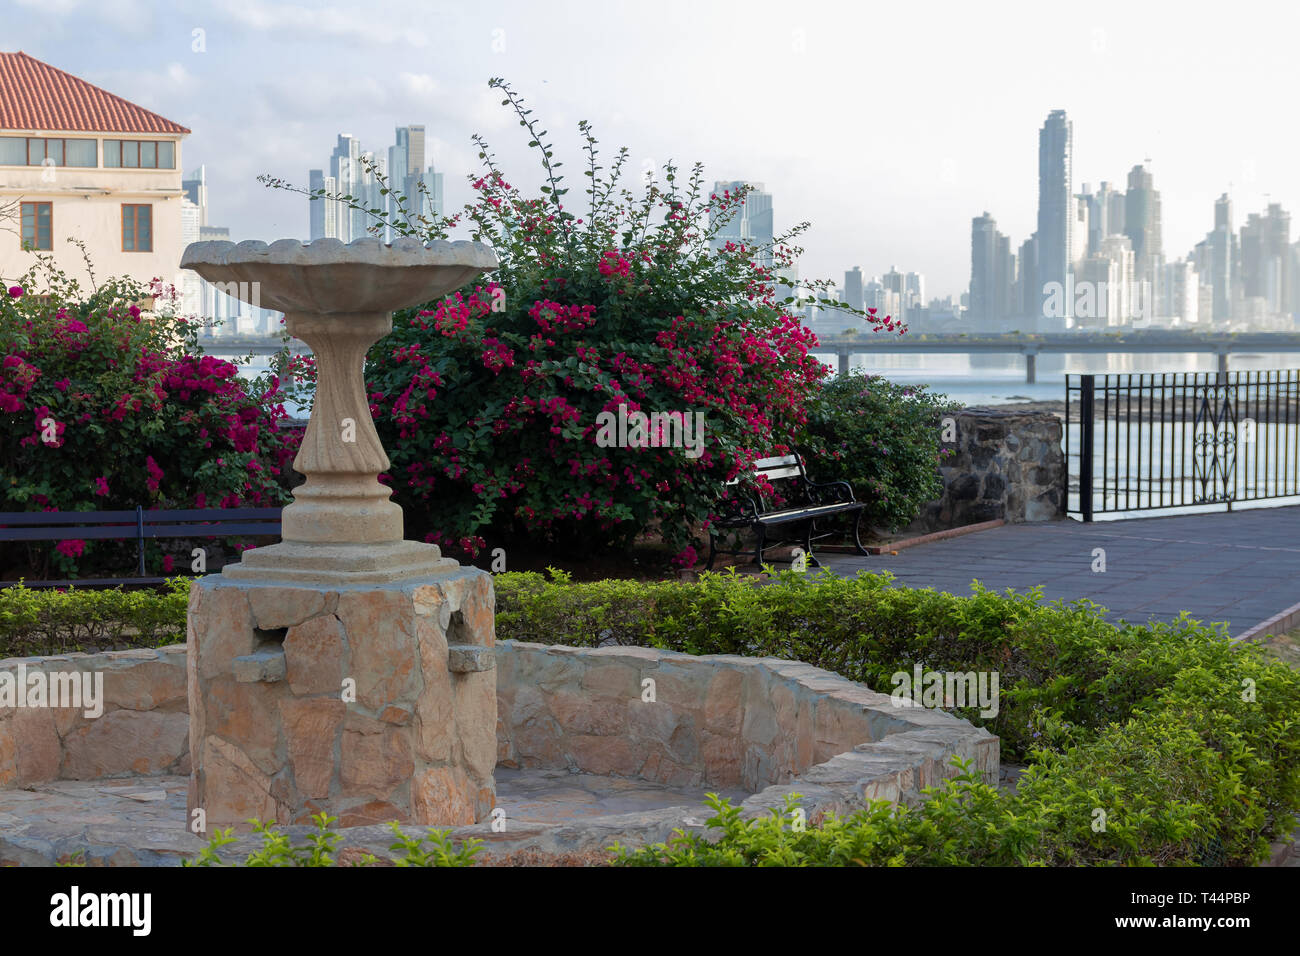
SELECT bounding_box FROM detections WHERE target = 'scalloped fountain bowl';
[181,237,498,584]
[181,237,497,315]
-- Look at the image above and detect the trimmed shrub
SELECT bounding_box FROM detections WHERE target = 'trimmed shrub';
[802,372,957,532]
[498,568,1300,865]
[17,568,1298,865]
[0,577,189,657]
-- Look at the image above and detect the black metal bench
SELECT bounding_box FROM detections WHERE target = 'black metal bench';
[706,453,869,570]
[0,506,282,588]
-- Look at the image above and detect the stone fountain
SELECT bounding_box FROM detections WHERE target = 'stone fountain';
[180,237,500,828]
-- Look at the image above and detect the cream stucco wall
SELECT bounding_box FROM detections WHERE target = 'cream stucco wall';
[0,132,186,293]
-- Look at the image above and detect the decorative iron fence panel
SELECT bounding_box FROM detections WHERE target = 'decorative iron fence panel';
[1065,371,1300,520]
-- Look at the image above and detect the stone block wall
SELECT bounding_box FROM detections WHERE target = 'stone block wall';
[185,568,498,829]
[495,641,998,804]
[0,646,189,787]
[910,406,1065,531]
[4,639,1000,831]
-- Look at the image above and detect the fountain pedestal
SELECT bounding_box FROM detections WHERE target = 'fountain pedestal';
[181,238,499,827]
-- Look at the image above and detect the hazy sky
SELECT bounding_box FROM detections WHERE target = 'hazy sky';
[9,0,1299,299]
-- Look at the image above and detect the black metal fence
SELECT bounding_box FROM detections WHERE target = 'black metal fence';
[1066,371,1300,520]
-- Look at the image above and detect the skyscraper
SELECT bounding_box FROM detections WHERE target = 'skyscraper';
[182,166,209,227]
[1124,164,1163,285]
[1037,110,1073,321]
[310,127,443,243]
[710,181,774,268]
[970,212,1013,324]
[1240,203,1292,315]
[1207,193,1235,322]
[842,266,864,311]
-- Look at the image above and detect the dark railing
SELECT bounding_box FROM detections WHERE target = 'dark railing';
[1066,371,1300,520]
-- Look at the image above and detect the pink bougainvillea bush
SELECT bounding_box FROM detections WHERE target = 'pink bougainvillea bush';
[263,78,893,563]
[0,259,299,578]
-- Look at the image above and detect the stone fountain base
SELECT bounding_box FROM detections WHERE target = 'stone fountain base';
[185,567,497,828]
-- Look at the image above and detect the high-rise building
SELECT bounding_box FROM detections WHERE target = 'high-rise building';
[1072,194,1090,268]
[1209,193,1236,322]
[904,271,925,313]
[1163,258,1199,326]
[1016,234,1039,320]
[1037,110,1073,321]
[710,181,774,268]
[969,212,1013,324]
[310,127,444,243]
[1240,204,1292,316]
[182,166,209,227]
[842,266,864,311]
[308,168,340,240]
[1081,181,1122,258]
[1124,164,1163,286]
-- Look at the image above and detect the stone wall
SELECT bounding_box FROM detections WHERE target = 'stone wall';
[3,640,999,822]
[909,406,1065,531]
[495,641,998,806]
[186,570,498,829]
[0,646,189,787]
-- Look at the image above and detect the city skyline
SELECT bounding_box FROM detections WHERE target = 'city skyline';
[4,0,1298,301]
[308,126,445,243]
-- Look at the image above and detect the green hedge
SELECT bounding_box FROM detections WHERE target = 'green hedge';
[0,578,190,658]
[499,568,1300,866]
[8,570,1298,865]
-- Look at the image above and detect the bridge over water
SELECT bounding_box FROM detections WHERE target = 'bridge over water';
[208,331,1300,384]
[813,331,1300,382]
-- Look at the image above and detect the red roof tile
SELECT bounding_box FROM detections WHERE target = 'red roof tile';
[0,51,189,135]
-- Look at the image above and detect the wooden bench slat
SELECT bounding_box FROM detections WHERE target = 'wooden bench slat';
[2,526,147,542]
[754,465,803,480]
[141,523,279,538]
[752,454,799,468]
[0,511,141,525]
[142,508,284,521]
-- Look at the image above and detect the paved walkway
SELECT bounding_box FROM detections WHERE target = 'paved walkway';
[820,506,1300,637]
[0,771,746,866]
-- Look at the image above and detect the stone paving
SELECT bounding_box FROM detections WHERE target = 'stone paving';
[494,768,749,824]
[0,770,750,866]
[819,506,1300,636]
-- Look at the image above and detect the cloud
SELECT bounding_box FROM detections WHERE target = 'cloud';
[214,0,449,49]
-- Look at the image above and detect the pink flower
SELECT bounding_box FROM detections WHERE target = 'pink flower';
[92,476,109,497]
[55,539,85,559]
[162,554,175,573]
[7,286,22,298]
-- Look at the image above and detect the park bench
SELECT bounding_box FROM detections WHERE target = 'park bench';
[0,506,282,589]
[706,453,869,570]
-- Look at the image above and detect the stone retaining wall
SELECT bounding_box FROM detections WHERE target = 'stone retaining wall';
[0,646,189,787]
[909,406,1065,532]
[496,641,998,811]
[3,641,999,824]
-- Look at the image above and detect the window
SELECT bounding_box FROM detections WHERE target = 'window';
[64,139,97,167]
[122,204,152,252]
[0,138,24,164]
[20,202,52,251]
[103,140,175,169]
[0,137,96,167]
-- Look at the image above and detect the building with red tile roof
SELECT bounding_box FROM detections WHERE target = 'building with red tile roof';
[1,51,190,292]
